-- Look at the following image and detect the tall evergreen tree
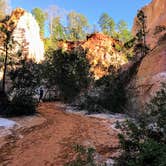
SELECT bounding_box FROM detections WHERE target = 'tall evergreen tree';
[51,16,65,41]
[135,10,148,56]
[116,20,132,42]
[67,11,89,40]
[98,13,115,36]
[46,5,66,38]
[32,8,46,38]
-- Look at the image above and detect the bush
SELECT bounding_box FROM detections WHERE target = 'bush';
[0,90,9,115]
[4,90,38,117]
[97,76,126,113]
[65,144,96,166]
[1,60,40,117]
[45,47,91,102]
[9,60,41,90]
[78,68,126,113]
[115,83,166,166]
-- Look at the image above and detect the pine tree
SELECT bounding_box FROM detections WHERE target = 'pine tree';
[98,13,115,36]
[135,10,148,56]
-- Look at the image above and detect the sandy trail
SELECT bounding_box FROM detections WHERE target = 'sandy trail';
[0,102,119,166]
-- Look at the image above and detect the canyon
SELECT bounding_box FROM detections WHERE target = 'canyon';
[0,0,165,165]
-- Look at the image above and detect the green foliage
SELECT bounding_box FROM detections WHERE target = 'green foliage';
[0,60,42,117]
[120,37,136,60]
[0,89,9,113]
[114,42,122,52]
[135,10,148,56]
[51,16,66,41]
[4,90,38,117]
[44,47,91,102]
[97,74,126,113]
[65,144,96,166]
[98,14,132,43]
[43,37,53,51]
[46,5,66,39]
[116,20,132,43]
[98,13,115,36]
[79,67,126,113]
[124,38,136,49]
[32,8,46,38]
[116,83,166,166]
[9,60,42,90]
[67,11,89,40]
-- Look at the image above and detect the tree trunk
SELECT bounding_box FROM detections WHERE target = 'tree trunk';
[2,44,8,93]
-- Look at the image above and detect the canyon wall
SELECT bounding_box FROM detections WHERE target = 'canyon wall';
[12,8,44,63]
[0,8,44,63]
[0,8,44,90]
[129,0,166,112]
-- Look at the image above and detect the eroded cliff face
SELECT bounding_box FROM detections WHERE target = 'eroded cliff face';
[12,8,45,63]
[58,33,128,79]
[132,0,166,49]
[0,8,44,63]
[128,0,166,112]
[127,42,166,112]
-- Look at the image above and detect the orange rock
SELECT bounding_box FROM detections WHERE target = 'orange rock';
[128,41,166,111]
[58,33,127,79]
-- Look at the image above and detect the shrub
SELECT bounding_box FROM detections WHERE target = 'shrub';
[9,60,41,90]
[45,47,91,102]
[4,90,38,117]
[1,60,40,117]
[0,90,9,115]
[97,75,126,113]
[65,144,96,166]
[115,83,166,166]
[79,68,126,113]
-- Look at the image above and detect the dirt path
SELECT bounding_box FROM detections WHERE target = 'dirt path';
[0,102,120,166]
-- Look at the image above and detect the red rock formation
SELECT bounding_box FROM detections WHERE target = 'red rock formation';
[132,0,166,49]
[127,0,166,112]
[127,39,166,112]
[58,33,127,79]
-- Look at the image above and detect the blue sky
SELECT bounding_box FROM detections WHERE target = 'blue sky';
[11,0,151,29]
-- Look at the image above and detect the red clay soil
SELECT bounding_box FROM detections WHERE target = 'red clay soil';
[0,102,120,166]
